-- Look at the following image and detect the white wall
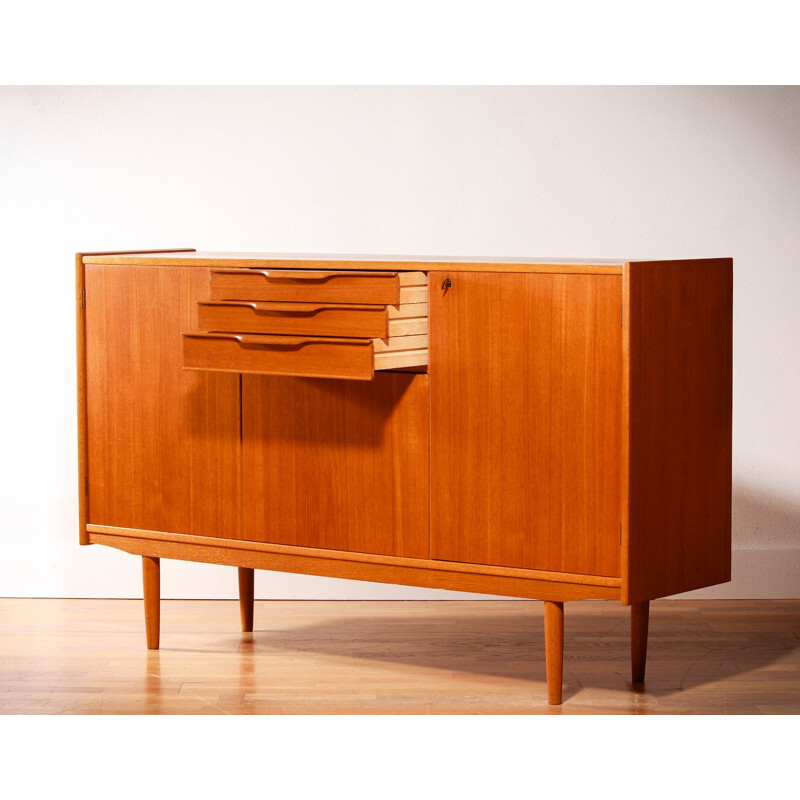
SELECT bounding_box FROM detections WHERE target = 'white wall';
[1,86,798,600]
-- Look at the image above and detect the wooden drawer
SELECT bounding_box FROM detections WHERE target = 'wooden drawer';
[183,332,427,381]
[209,269,426,305]
[188,269,429,379]
[197,300,428,338]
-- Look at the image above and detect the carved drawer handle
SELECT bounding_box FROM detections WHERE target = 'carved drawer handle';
[184,333,368,351]
[197,301,382,318]
[210,270,393,283]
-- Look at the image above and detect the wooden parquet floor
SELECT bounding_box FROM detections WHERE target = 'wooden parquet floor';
[1,598,798,714]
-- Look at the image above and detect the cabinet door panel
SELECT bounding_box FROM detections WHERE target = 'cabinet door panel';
[430,272,621,577]
[242,374,429,558]
[85,265,241,537]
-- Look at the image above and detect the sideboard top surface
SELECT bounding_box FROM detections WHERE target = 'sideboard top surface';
[81,250,628,273]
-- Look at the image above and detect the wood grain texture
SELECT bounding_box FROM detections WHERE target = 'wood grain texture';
[210,269,400,304]
[623,258,733,604]
[373,348,428,370]
[86,524,621,588]
[76,249,195,545]
[142,556,160,650]
[183,332,376,381]
[238,568,255,633]
[544,600,564,704]
[388,301,428,319]
[87,530,620,601]
[240,374,430,559]
[83,251,625,274]
[373,334,428,352]
[387,316,428,336]
[430,271,622,577]
[3,598,798,714]
[197,301,390,338]
[85,265,241,537]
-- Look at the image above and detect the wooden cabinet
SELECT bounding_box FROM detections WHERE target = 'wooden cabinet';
[77,250,733,705]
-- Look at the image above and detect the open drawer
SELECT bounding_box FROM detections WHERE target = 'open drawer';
[209,268,427,305]
[183,268,429,380]
[196,299,428,339]
[183,332,426,380]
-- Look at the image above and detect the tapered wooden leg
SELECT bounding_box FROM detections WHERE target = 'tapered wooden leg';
[631,600,650,683]
[142,556,160,650]
[238,567,255,633]
[544,600,564,705]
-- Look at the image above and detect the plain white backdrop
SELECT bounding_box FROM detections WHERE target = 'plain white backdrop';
[1,85,798,599]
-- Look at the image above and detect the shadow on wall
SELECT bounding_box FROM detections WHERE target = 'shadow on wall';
[195,599,800,704]
[732,480,800,550]
[676,480,800,600]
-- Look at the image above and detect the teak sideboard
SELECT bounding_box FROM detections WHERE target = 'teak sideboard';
[76,250,733,704]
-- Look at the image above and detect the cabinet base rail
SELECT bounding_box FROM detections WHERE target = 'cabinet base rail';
[86,524,620,601]
[84,525,649,706]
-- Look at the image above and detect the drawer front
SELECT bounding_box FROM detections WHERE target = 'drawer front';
[183,333,374,380]
[197,301,389,338]
[185,270,429,379]
[209,269,401,305]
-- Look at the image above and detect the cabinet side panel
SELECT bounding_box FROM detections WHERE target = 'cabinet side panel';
[241,373,429,559]
[85,265,241,538]
[430,271,622,577]
[76,255,89,542]
[624,259,733,603]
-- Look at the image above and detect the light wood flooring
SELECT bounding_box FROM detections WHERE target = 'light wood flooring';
[1,598,798,714]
